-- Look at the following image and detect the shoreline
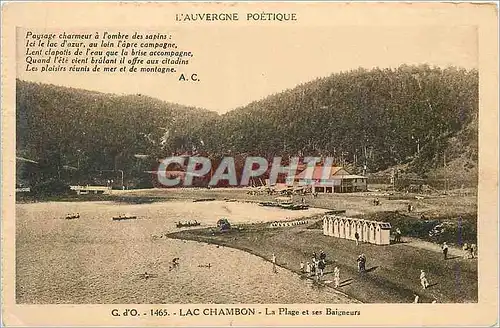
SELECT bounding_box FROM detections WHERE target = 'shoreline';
[166,221,478,304]
[17,190,477,247]
[168,229,363,304]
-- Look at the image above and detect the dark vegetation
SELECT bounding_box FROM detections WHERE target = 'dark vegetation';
[353,211,477,245]
[16,64,478,192]
[306,211,476,246]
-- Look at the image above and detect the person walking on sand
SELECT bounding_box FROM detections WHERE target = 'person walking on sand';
[354,231,360,246]
[317,259,326,280]
[394,228,402,243]
[333,266,340,288]
[300,261,305,273]
[442,242,449,260]
[471,243,477,258]
[468,244,474,259]
[357,254,366,274]
[462,243,469,259]
[420,269,429,289]
[271,253,277,273]
[306,262,311,276]
[310,258,316,276]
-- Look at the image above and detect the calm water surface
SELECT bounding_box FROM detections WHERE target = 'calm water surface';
[16,201,351,303]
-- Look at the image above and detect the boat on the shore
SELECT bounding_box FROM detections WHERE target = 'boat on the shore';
[176,221,201,228]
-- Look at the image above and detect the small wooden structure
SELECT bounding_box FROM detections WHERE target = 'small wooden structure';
[322,215,391,245]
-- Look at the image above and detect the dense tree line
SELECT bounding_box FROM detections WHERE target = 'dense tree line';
[16,64,478,188]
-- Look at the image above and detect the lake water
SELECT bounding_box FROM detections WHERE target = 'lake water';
[16,200,354,304]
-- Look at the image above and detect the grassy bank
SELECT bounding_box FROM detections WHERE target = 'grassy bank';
[167,222,477,304]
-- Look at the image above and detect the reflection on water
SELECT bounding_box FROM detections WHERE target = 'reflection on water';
[16,201,351,304]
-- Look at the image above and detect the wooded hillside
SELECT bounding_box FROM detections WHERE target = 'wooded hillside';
[16,64,478,188]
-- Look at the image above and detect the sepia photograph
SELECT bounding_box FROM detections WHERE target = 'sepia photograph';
[2,2,498,327]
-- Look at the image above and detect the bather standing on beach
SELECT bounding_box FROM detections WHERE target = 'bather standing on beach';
[310,258,316,276]
[317,259,326,280]
[442,242,449,260]
[319,250,326,261]
[357,254,366,273]
[420,269,429,289]
[271,253,277,273]
[333,266,340,288]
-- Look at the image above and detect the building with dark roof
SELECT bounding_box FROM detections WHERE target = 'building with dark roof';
[289,166,367,193]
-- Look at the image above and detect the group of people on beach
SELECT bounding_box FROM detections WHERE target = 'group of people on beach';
[295,250,368,289]
[442,241,477,260]
[299,251,329,281]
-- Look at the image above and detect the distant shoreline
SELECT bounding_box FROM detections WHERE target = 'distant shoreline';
[17,187,478,247]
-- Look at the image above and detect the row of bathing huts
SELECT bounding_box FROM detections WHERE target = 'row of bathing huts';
[322,215,392,245]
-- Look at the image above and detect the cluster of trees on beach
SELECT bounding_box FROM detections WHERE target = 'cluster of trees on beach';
[16,64,478,189]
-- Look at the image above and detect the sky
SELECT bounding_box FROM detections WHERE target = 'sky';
[17,26,477,113]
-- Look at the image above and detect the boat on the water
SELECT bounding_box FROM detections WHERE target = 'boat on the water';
[65,213,80,220]
[279,203,309,210]
[259,201,278,207]
[176,221,201,228]
[112,215,137,221]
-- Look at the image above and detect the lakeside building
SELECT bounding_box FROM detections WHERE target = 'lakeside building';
[289,166,368,193]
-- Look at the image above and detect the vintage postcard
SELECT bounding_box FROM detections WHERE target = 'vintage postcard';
[1,1,498,326]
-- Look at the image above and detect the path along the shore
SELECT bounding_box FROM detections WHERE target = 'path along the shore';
[168,226,477,304]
